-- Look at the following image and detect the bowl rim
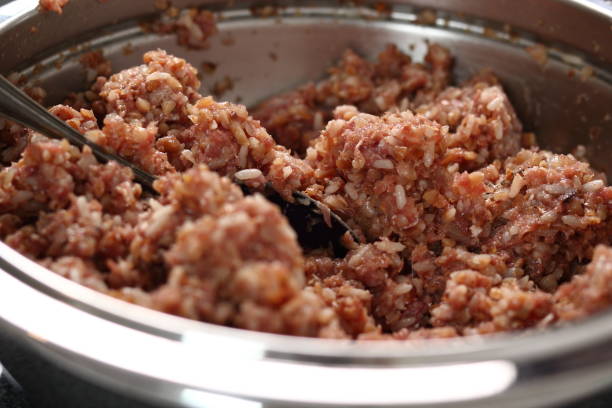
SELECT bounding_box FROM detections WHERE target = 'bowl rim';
[0,0,611,363]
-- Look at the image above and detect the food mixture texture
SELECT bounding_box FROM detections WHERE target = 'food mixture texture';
[1,31,611,340]
[39,0,70,14]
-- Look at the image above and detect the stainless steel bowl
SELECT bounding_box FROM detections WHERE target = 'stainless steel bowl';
[0,1,611,407]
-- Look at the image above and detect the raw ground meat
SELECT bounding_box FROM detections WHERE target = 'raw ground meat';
[448,149,612,292]
[304,107,450,247]
[39,0,110,15]
[253,44,453,155]
[151,7,218,49]
[554,245,612,320]
[62,50,315,199]
[1,36,611,341]
[0,74,47,165]
[415,77,523,169]
[39,0,69,14]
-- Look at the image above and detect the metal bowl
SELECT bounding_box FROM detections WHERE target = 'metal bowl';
[0,1,611,407]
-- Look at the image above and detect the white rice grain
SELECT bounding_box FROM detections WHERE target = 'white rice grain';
[161,100,176,115]
[486,96,503,111]
[509,173,524,198]
[374,240,405,253]
[238,145,248,168]
[234,168,263,180]
[373,159,394,170]
[561,215,582,228]
[345,182,359,200]
[493,119,503,140]
[583,179,604,192]
[181,149,195,164]
[230,122,248,145]
[544,184,570,195]
[423,143,435,167]
[282,166,293,179]
[394,184,407,209]
[540,210,557,223]
[394,283,413,295]
[347,245,369,268]
[324,180,341,195]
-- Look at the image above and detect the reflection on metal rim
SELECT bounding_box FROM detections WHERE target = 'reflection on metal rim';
[0,264,517,405]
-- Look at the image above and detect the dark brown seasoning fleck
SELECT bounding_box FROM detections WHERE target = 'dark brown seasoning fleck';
[250,4,280,17]
[212,76,234,97]
[416,9,437,25]
[150,7,217,49]
[221,35,235,46]
[154,0,170,11]
[373,2,392,16]
[122,43,135,56]
[39,0,69,14]
[201,61,217,74]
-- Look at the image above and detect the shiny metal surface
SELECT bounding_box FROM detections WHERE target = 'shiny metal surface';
[0,1,610,407]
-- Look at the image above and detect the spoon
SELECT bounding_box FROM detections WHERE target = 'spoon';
[0,74,358,255]
[0,75,156,191]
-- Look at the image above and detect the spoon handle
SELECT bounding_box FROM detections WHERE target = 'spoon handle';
[0,75,156,191]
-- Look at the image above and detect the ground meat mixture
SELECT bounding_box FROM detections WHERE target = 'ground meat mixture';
[415,76,522,169]
[61,50,314,199]
[1,38,611,341]
[304,107,450,247]
[253,44,452,155]
[39,0,109,15]
[151,7,218,49]
[39,0,69,14]
[0,74,47,165]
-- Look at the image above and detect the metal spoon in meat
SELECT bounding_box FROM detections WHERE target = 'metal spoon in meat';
[0,74,358,255]
[237,182,359,256]
[0,75,157,192]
